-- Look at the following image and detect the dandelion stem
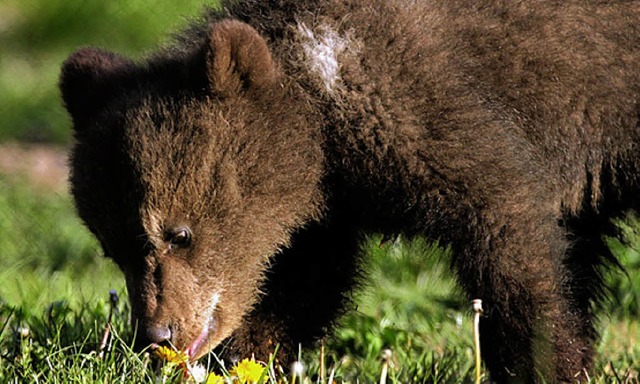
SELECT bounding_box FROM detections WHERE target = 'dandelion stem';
[380,362,388,384]
[380,349,392,384]
[99,290,119,358]
[98,323,110,358]
[472,299,483,384]
[320,340,326,384]
[328,365,336,384]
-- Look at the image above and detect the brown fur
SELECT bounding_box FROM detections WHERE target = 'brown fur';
[60,1,640,382]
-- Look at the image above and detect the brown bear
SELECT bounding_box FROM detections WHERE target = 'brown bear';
[60,0,640,382]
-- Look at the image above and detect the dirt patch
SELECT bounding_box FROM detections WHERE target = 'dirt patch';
[0,143,69,191]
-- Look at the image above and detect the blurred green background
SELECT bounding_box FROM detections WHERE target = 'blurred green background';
[0,0,211,143]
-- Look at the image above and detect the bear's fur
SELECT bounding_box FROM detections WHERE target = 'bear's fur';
[60,0,640,382]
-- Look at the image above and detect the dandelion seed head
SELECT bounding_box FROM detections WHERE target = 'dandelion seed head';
[292,361,305,375]
[472,299,483,313]
[18,326,29,338]
[189,362,208,383]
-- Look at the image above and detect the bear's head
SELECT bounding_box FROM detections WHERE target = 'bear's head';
[60,20,323,359]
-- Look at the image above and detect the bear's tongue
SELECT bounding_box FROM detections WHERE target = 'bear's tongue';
[185,319,215,359]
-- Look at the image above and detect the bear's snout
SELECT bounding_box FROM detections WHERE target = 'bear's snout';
[143,324,172,346]
[133,322,174,352]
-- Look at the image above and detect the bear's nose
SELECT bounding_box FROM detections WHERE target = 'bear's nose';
[145,325,172,345]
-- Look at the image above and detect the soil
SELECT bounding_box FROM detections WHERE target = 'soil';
[0,143,69,191]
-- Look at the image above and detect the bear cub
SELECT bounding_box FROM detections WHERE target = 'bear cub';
[60,0,640,382]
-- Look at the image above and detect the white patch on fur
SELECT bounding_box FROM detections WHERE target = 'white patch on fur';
[207,292,220,318]
[186,291,222,358]
[296,22,352,94]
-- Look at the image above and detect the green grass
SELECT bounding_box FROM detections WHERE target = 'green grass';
[0,0,213,144]
[0,176,124,309]
[0,177,638,382]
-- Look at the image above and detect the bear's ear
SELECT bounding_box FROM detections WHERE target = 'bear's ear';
[206,20,276,96]
[60,48,135,125]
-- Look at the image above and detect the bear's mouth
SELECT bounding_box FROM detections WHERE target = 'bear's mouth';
[185,292,220,359]
[185,318,215,359]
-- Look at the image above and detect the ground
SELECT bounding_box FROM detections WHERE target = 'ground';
[0,143,67,191]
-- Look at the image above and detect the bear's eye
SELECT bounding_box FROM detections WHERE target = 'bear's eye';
[166,227,192,248]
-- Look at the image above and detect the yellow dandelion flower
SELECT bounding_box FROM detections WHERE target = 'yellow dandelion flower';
[205,373,225,384]
[230,357,265,383]
[154,345,189,366]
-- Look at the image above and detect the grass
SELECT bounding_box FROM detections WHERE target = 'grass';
[0,176,124,309]
[0,177,638,382]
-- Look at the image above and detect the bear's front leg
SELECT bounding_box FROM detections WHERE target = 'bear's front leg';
[216,216,363,367]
